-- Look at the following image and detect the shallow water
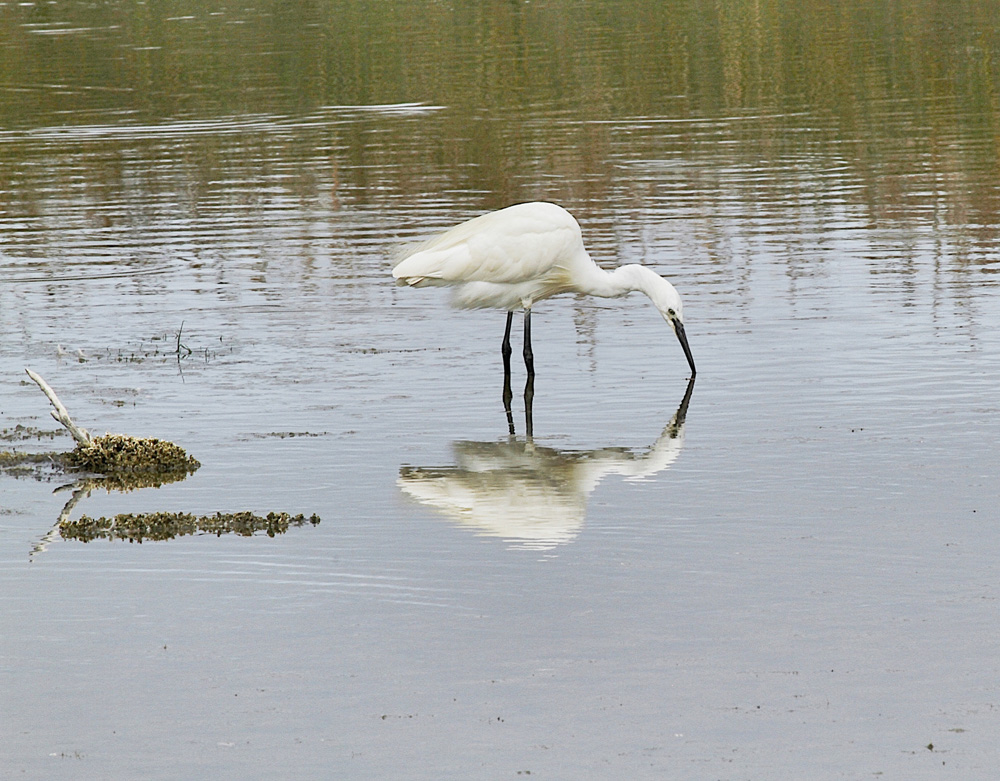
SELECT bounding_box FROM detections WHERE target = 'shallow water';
[3,1,1000,778]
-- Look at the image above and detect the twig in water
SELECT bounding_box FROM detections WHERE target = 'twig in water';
[24,369,92,446]
[175,322,192,358]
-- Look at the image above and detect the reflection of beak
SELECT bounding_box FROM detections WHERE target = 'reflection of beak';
[673,319,696,377]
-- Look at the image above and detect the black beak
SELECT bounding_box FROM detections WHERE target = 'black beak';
[673,319,696,378]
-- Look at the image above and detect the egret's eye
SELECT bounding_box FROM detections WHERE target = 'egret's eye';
[667,308,676,317]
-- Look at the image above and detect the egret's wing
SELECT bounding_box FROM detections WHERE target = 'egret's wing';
[392,203,581,286]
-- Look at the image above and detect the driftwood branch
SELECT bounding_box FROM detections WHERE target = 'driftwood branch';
[24,368,92,446]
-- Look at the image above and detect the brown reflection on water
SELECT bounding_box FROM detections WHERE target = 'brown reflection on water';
[1,0,999,288]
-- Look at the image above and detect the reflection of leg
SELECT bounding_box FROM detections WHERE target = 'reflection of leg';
[503,368,515,436]
[502,311,514,376]
[523,310,534,376]
[524,373,534,439]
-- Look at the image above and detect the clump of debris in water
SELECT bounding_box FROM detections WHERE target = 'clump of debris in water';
[12,370,323,553]
[67,433,200,475]
[12,369,201,482]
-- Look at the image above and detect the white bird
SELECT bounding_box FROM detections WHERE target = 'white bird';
[392,201,696,378]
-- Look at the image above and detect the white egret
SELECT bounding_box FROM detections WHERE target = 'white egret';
[392,201,696,378]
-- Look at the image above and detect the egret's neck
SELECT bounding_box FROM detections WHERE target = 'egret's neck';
[579,262,666,301]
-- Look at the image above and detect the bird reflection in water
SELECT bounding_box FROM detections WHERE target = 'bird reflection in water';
[398,378,694,551]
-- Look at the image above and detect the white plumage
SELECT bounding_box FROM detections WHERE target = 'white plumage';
[393,201,696,377]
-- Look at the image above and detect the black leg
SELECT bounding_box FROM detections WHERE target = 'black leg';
[502,311,514,375]
[522,310,534,376]
[523,373,534,438]
[502,312,515,434]
[502,370,515,436]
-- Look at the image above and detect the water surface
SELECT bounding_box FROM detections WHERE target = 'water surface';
[2,1,1000,778]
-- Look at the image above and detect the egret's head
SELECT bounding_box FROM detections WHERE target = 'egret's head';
[621,265,697,378]
[653,282,696,378]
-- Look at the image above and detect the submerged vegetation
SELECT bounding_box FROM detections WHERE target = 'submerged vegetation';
[60,511,321,543]
[0,449,71,480]
[0,425,71,480]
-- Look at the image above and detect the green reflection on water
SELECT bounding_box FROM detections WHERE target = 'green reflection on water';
[1,0,999,247]
[3,1,998,116]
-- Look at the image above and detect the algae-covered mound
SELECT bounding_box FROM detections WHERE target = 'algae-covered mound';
[68,434,200,475]
[59,511,321,543]
[2,435,198,486]
[18,370,200,481]
[0,449,72,479]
